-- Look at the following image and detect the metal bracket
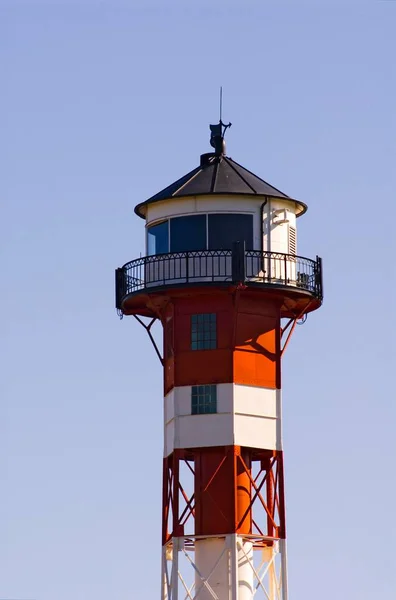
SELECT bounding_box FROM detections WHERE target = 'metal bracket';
[280,300,314,356]
[133,315,164,366]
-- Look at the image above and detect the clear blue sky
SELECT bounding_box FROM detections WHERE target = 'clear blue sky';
[2,2,395,599]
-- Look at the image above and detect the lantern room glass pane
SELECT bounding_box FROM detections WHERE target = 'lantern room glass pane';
[208,213,253,250]
[170,215,207,252]
[147,221,169,256]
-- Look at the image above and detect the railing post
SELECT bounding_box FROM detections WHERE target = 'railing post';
[115,268,124,309]
[284,254,288,284]
[162,255,166,286]
[267,252,272,282]
[185,251,189,282]
[232,241,245,283]
[316,255,323,299]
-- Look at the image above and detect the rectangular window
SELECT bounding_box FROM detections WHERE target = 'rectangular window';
[192,385,217,414]
[191,313,217,350]
[208,213,253,250]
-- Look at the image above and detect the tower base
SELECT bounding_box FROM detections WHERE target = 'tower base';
[162,534,288,600]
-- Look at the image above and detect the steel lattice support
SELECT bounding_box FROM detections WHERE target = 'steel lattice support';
[162,448,287,600]
[162,535,288,600]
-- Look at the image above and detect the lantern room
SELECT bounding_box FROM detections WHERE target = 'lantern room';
[115,123,322,319]
[135,152,307,260]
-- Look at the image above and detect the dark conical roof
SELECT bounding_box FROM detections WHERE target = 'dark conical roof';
[134,152,307,218]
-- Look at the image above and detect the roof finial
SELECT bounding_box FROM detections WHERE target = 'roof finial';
[210,86,232,155]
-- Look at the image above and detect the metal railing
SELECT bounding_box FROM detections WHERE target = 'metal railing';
[115,246,323,309]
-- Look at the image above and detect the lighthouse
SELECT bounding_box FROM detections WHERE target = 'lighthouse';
[115,121,323,599]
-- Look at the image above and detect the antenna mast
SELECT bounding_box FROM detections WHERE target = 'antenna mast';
[210,87,231,155]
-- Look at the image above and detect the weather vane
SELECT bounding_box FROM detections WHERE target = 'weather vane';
[210,86,232,155]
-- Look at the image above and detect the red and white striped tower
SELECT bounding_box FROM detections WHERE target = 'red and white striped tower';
[116,122,323,599]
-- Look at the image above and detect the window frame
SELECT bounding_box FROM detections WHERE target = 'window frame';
[146,219,170,256]
[191,384,217,415]
[191,313,217,351]
[146,211,255,256]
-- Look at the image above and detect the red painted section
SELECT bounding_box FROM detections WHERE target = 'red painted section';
[163,291,281,395]
[194,447,252,536]
[121,282,321,320]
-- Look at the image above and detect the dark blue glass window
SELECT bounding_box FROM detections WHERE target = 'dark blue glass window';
[170,215,207,252]
[147,221,169,256]
[208,214,253,250]
[191,313,217,350]
[192,385,217,414]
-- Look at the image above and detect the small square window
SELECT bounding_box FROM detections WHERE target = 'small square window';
[191,313,217,350]
[191,385,217,415]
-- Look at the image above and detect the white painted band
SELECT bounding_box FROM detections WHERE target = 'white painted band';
[164,383,283,456]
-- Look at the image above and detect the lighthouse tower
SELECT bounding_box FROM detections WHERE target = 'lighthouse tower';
[115,121,323,599]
